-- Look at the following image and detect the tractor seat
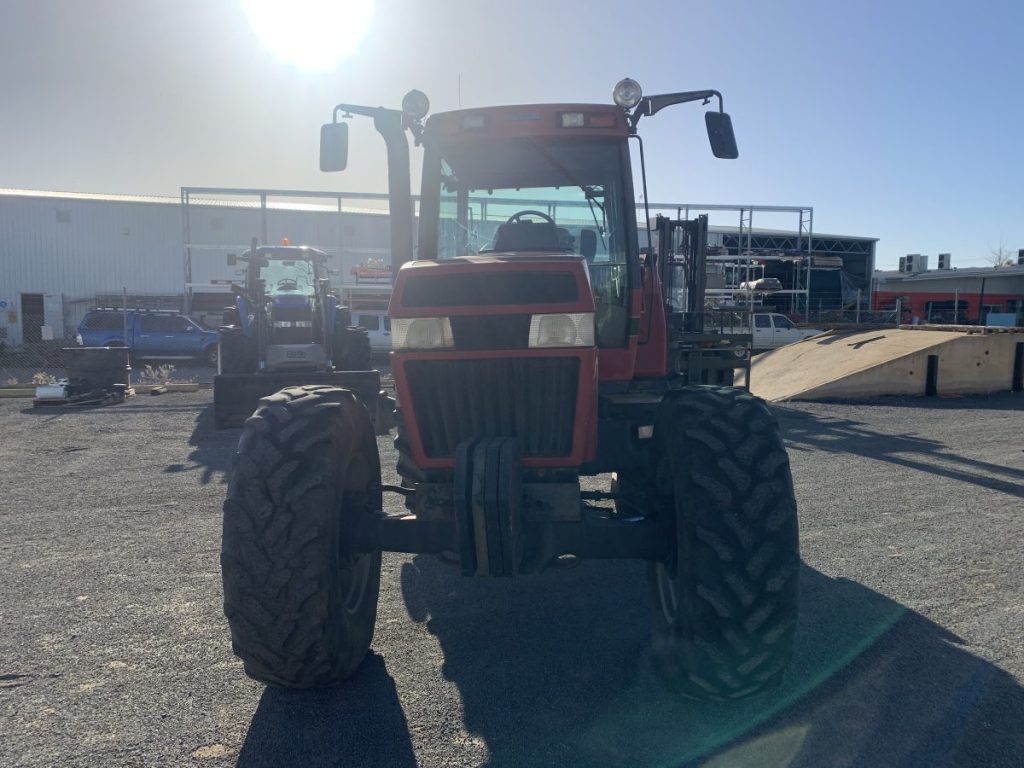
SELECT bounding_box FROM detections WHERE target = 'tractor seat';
[492,221,563,252]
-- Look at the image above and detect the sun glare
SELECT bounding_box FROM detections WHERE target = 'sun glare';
[242,0,374,71]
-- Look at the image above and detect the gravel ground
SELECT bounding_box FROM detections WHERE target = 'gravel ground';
[1,391,1022,767]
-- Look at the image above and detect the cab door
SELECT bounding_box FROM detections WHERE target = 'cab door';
[752,313,773,348]
[770,314,799,345]
[135,314,164,355]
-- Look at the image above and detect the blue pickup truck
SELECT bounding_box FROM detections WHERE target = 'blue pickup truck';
[76,308,219,365]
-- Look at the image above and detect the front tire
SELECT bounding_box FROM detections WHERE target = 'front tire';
[221,385,383,687]
[646,386,800,700]
[203,344,218,367]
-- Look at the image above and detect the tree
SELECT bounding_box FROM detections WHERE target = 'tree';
[985,239,1017,268]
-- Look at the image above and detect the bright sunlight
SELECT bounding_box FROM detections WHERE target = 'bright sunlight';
[241,0,374,71]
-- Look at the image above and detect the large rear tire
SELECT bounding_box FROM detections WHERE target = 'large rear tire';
[221,385,382,687]
[644,386,800,700]
[333,325,371,371]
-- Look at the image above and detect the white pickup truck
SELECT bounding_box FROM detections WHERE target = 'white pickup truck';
[751,313,823,351]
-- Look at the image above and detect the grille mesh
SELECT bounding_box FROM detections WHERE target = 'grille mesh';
[405,357,579,458]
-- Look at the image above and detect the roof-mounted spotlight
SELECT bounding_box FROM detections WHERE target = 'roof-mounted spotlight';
[613,78,643,109]
[402,89,430,121]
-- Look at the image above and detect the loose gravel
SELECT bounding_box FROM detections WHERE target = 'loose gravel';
[1,391,1021,767]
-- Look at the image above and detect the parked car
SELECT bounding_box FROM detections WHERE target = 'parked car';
[351,310,391,354]
[76,308,219,365]
[752,312,823,350]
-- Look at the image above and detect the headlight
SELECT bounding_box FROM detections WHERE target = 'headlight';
[391,317,454,350]
[75,333,83,345]
[402,89,430,121]
[528,313,595,348]
[613,78,643,109]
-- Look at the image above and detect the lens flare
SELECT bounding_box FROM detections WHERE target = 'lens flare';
[242,0,374,71]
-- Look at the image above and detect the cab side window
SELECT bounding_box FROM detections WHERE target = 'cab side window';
[84,313,124,331]
[754,315,771,329]
[357,314,380,331]
[774,315,794,330]
[141,315,191,333]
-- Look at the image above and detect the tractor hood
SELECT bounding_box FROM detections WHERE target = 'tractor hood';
[389,256,595,318]
[271,292,313,308]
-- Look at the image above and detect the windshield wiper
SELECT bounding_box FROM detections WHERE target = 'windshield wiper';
[582,185,608,248]
[526,141,609,250]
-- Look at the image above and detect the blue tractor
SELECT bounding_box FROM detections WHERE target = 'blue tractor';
[213,241,378,429]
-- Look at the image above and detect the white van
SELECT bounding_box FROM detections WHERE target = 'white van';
[352,311,391,353]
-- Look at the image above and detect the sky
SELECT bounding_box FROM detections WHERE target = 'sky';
[2,0,1022,267]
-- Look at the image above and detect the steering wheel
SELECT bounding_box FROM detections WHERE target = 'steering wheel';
[276,278,299,291]
[506,210,556,226]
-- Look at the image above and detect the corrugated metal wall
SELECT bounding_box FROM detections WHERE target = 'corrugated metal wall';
[0,191,397,343]
[0,193,185,344]
[0,193,183,298]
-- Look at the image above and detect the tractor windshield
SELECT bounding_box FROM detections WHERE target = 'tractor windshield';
[259,258,316,296]
[432,138,629,263]
[426,137,633,347]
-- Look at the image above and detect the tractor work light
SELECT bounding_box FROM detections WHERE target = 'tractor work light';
[613,78,642,109]
[528,313,595,348]
[391,317,454,350]
[402,89,430,121]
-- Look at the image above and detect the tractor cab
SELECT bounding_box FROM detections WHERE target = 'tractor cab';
[417,105,637,355]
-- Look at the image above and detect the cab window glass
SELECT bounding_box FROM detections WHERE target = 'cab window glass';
[433,138,630,348]
[84,313,124,331]
[141,315,191,332]
[358,314,380,331]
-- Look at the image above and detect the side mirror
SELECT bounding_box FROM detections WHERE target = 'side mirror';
[705,112,739,159]
[227,253,236,266]
[320,122,349,172]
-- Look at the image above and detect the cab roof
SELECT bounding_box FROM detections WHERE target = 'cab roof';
[424,104,630,142]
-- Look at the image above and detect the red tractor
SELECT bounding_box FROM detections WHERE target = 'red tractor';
[221,79,799,700]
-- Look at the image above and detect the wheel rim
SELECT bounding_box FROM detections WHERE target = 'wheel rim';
[655,563,679,626]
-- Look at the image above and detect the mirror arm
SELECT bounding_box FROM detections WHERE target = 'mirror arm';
[628,89,723,131]
[333,103,425,143]
[329,102,414,271]
[332,103,391,122]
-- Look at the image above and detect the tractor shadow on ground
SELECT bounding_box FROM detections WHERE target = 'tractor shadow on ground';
[163,402,235,485]
[773,398,1024,499]
[395,559,1024,768]
[236,652,417,768]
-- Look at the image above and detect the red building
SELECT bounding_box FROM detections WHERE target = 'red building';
[873,263,1024,325]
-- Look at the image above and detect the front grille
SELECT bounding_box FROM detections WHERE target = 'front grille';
[271,305,314,344]
[272,326,314,344]
[273,304,312,321]
[405,357,579,458]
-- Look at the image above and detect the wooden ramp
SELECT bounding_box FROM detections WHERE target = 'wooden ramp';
[739,328,1023,401]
